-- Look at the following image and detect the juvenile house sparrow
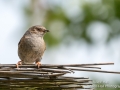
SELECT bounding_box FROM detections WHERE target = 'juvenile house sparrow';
[16,25,49,68]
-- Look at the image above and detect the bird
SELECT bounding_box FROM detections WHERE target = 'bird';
[16,25,49,68]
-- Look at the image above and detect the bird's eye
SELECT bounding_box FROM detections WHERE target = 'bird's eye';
[37,28,41,31]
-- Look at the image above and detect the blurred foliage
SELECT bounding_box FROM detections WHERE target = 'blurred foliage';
[23,0,120,46]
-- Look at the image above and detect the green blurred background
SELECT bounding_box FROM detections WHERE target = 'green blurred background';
[0,0,120,89]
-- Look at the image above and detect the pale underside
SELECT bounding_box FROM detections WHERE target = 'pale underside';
[18,36,46,64]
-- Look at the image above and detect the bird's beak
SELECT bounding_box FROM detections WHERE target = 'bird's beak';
[44,30,50,32]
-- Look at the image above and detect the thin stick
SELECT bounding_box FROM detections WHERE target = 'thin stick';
[66,68,120,74]
[0,62,114,68]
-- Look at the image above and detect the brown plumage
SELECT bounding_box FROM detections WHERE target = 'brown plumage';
[16,25,49,68]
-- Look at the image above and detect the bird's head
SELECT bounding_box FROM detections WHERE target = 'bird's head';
[29,25,49,37]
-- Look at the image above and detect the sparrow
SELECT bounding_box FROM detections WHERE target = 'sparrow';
[16,25,49,68]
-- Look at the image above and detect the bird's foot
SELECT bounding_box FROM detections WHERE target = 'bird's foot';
[16,61,22,68]
[35,61,41,68]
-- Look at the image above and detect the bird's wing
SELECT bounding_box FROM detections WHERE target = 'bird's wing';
[18,35,25,46]
[18,37,23,46]
[18,35,31,47]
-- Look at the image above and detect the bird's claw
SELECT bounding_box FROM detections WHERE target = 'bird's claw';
[16,61,22,68]
[36,62,41,68]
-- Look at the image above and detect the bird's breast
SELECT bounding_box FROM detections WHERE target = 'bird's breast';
[26,37,45,51]
[19,36,45,53]
[18,36,46,64]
